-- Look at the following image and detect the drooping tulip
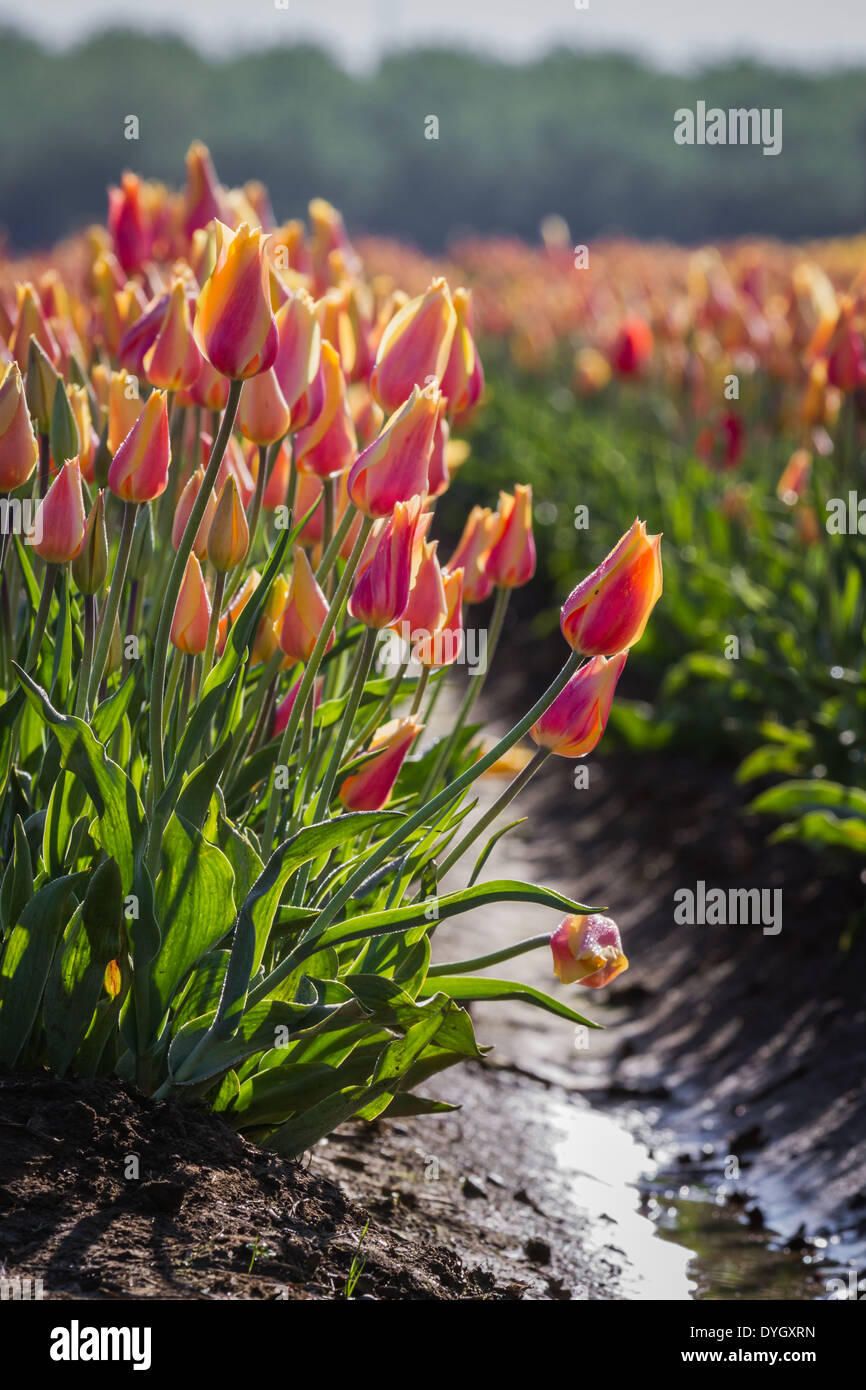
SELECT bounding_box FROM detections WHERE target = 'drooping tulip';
[170,552,212,654]
[530,652,627,758]
[338,717,423,811]
[31,460,86,564]
[550,914,628,988]
[108,390,171,503]
[370,277,457,412]
[560,520,662,656]
[0,364,39,490]
[194,221,278,380]
[348,382,440,517]
[349,498,420,629]
[207,474,249,571]
[279,547,333,663]
[485,485,536,589]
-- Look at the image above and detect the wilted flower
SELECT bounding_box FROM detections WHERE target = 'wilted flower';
[550,914,628,988]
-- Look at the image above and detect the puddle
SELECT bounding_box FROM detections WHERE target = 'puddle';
[545,1091,860,1300]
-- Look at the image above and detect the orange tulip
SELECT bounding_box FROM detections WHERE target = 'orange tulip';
[338,717,423,811]
[279,547,333,663]
[0,364,38,490]
[415,566,464,668]
[485,485,536,589]
[173,467,217,560]
[143,278,202,391]
[349,498,420,629]
[31,460,86,564]
[108,370,145,455]
[170,552,211,654]
[271,289,321,411]
[446,505,497,605]
[348,382,440,517]
[208,474,249,571]
[530,652,627,758]
[194,221,278,380]
[560,519,662,656]
[550,914,628,988]
[370,277,456,413]
[440,287,484,421]
[108,390,171,503]
[108,171,152,276]
[293,341,356,478]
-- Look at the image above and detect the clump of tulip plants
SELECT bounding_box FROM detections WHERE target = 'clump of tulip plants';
[0,145,661,1156]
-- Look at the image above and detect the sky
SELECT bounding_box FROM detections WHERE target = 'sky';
[1,0,865,72]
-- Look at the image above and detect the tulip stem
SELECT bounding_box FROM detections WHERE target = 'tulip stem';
[260,514,374,851]
[38,433,50,498]
[315,502,356,587]
[248,440,277,557]
[410,664,430,717]
[350,657,407,755]
[419,585,511,800]
[74,594,96,718]
[428,933,551,977]
[148,377,242,808]
[88,501,138,706]
[200,570,226,691]
[435,746,550,880]
[247,649,581,1007]
[24,562,58,670]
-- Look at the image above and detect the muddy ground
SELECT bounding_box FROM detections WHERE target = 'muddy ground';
[1,672,864,1300]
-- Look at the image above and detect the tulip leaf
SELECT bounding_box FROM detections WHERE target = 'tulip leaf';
[0,872,86,1065]
[428,975,600,1028]
[44,857,124,1074]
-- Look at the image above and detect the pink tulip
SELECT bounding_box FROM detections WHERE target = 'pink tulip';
[530,652,627,758]
[560,519,662,656]
[550,914,628,988]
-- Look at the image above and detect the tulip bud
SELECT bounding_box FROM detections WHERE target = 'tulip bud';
[127,500,155,581]
[25,338,59,436]
[108,390,171,503]
[31,460,86,564]
[272,674,323,737]
[207,474,249,571]
[68,386,98,479]
[279,547,333,663]
[348,382,440,517]
[530,652,627,758]
[309,197,360,293]
[49,382,80,466]
[71,490,108,594]
[0,364,39,491]
[194,221,278,380]
[237,367,292,446]
[107,607,124,676]
[170,552,212,654]
[550,914,628,988]
[371,277,457,412]
[349,498,420,629]
[485,485,536,589]
[338,716,423,812]
[10,282,59,369]
[183,140,223,240]
[446,505,497,605]
[560,520,662,656]
[272,289,321,410]
[143,278,202,391]
[440,287,484,421]
[108,171,151,276]
[173,467,217,560]
[293,341,356,478]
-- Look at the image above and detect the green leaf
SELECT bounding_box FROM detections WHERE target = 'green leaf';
[0,873,85,1065]
[0,815,34,936]
[44,857,124,1074]
[429,975,600,1028]
[468,817,526,886]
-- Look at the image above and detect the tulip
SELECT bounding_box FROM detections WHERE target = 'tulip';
[349,498,420,629]
[261,440,293,511]
[108,370,145,455]
[348,382,384,449]
[530,652,627,758]
[68,386,98,480]
[173,467,217,560]
[560,519,662,656]
[207,474,249,571]
[574,345,613,395]
[24,338,59,437]
[0,364,39,490]
[293,342,356,478]
[348,382,440,517]
[309,197,360,293]
[170,552,211,654]
[550,914,628,988]
[394,540,447,640]
[108,171,151,275]
[609,315,654,376]
[294,471,325,546]
[777,449,812,504]
[271,289,322,411]
[189,355,231,413]
[194,221,278,380]
[108,389,171,503]
[338,717,423,811]
[440,287,484,420]
[485,485,536,589]
[415,566,463,668]
[252,574,290,666]
[31,460,86,564]
[238,366,292,445]
[446,505,497,604]
[10,283,60,369]
[143,279,202,391]
[183,140,223,240]
[71,490,108,594]
[273,675,323,737]
[279,547,333,663]
[371,277,457,413]
[824,299,866,392]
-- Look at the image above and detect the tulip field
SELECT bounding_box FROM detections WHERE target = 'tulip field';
[0,135,864,1309]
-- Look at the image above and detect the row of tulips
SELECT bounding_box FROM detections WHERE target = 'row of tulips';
[0,144,661,1143]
